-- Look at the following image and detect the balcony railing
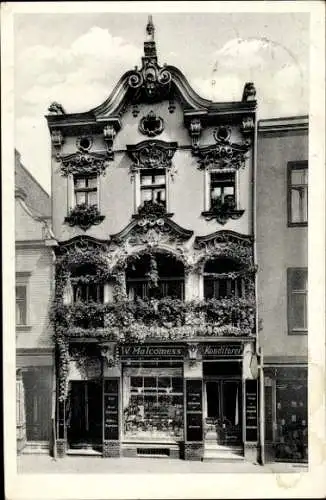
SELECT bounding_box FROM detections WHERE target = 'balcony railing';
[56,296,256,341]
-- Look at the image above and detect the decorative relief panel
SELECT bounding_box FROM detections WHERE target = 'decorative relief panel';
[195,129,250,171]
[127,140,177,172]
[128,62,172,101]
[57,152,110,176]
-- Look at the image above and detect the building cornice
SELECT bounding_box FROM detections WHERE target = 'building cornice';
[258,115,308,133]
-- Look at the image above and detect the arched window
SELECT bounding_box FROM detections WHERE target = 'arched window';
[203,257,244,299]
[126,253,185,301]
[71,264,104,303]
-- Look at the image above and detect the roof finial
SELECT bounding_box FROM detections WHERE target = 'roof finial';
[146,15,155,42]
[144,14,157,61]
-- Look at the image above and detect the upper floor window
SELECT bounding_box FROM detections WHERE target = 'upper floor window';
[126,254,184,301]
[16,285,27,325]
[16,272,30,327]
[287,268,308,334]
[210,171,236,211]
[288,162,308,226]
[203,258,244,299]
[140,169,166,208]
[71,264,103,303]
[74,175,98,207]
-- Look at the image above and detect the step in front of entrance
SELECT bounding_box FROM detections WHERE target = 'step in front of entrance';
[203,444,244,462]
[21,441,50,455]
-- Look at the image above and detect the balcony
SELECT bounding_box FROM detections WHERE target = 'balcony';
[58,296,256,342]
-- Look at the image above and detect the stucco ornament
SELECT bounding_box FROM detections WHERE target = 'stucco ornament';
[139,110,164,137]
[57,152,110,176]
[127,140,177,172]
[195,128,250,171]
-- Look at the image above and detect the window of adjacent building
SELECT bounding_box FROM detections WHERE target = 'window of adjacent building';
[140,169,166,207]
[16,285,27,325]
[287,268,308,334]
[74,175,98,207]
[210,171,236,211]
[126,254,184,301]
[203,258,244,299]
[288,162,308,226]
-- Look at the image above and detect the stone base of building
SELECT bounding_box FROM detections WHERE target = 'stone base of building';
[103,440,120,458]
[183,443,204,461]
[56,439,66,458]
[244,442,258,462]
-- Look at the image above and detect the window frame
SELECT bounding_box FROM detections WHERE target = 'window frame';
[140,168,167,208]
[68,173,100,211]
[287,161,308,227]
[133,168,170,213]
[287,267,308,335]
[204,168,239,213]
[16,272,31,330]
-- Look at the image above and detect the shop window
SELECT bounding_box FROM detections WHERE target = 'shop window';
[74,175,98,207]
[288,162,308,226]
[275,377,308,462]
[210,171,236,211]
[123,373,184,441]
[140,169,166,208]
[203,257,244,299]
[126,254,184,300]
[287,268,308,334]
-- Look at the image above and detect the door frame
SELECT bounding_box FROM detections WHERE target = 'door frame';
[203,377,242,445]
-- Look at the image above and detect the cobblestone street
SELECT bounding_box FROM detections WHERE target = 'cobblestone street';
[17,454,308,474]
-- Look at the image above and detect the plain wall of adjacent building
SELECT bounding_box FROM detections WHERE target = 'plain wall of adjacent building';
[257,124,308,358]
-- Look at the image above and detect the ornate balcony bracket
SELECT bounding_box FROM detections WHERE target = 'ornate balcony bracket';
[201,207,245,225]
[56,151,110,176]
[64,204,105,231]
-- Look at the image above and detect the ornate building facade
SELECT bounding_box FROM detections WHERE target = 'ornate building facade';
[36,17,308,463]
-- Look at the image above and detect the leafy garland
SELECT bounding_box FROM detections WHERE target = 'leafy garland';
[64,203,105,231]
[51,242,256,400]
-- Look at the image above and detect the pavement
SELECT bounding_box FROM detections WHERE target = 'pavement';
[17,454,309,474]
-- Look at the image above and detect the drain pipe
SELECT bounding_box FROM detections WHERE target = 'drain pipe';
[253,112,265,465]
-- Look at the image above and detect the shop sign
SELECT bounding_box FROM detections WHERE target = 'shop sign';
[201,343,243,358]
[119,344,184,358]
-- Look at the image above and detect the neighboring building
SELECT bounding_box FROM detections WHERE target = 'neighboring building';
[257,116,308,463]
[15,149,55,454]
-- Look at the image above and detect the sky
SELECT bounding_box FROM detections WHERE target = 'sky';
[14,11,310,194]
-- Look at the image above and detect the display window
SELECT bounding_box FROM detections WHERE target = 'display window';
[275,379,308,462]
[122,366,184,441]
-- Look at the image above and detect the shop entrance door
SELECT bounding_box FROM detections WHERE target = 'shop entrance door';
[67,381,102,450]
[205,380,242,446]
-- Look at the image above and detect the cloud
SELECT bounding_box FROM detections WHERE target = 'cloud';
[191,38,308,118]
[15,26,143,190]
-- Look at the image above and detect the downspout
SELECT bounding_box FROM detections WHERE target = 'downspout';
[253,113,265,465]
